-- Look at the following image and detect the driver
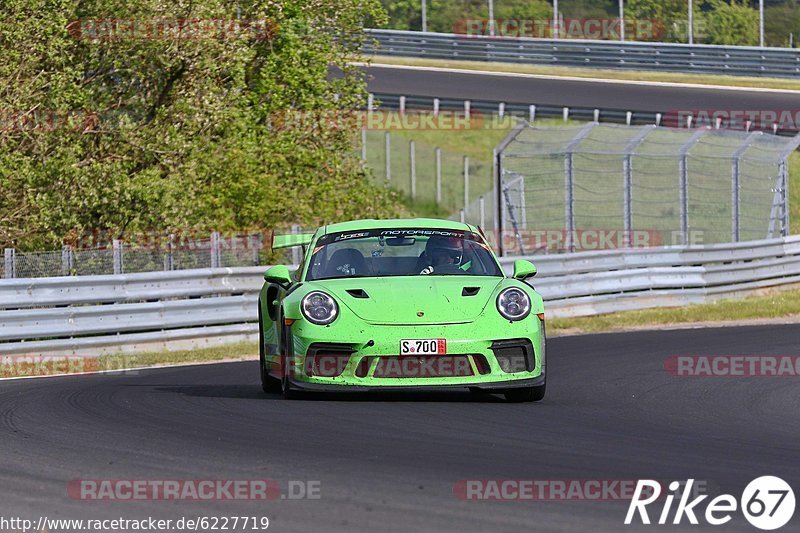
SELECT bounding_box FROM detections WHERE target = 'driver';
[419,236,463,274]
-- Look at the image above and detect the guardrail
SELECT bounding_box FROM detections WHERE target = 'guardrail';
[364,29,800,79]
[2,236,800,356]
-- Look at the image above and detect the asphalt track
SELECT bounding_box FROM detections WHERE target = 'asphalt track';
[362,65,800,113]
[2,324,799,532]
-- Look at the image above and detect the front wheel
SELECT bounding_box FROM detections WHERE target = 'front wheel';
[504,379,545,403]
[259,305,280,393]
[279,318,301,400]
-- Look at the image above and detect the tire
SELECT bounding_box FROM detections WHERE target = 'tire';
[504,380,546,403]
[279,316,301,400]
[259,305,280,393]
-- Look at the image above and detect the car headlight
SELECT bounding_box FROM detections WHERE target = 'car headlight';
[301,291,339,325]
[497,287,531,321]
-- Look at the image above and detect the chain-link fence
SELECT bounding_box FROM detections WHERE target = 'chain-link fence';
[1,232,304,279]
[498,123,800,255]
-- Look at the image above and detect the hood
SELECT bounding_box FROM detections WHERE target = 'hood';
[314,276,504,325]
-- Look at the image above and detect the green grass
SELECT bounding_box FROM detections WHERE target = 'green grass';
[0,342,258,379]
[368,56,800,92]
[550,287,800,335]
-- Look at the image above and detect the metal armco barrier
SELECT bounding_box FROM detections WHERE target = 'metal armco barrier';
[364,29,800,79]
[1,236,800,355]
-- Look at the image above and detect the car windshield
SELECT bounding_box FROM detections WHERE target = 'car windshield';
[305,228,503,281]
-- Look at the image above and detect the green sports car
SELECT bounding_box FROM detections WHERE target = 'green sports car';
[258,218,546,402]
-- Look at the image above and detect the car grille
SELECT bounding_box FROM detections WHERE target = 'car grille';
[490,339,535,373]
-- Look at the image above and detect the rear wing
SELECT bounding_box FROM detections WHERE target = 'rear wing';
[272,233,314,250]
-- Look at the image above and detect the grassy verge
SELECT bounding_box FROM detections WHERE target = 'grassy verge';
[0,341,258,379]
[550,287,800,335]
[368,56,800,92]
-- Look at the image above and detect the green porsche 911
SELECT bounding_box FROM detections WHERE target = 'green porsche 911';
[258,218,546,402]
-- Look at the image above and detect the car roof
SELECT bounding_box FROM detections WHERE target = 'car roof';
[321,218,479,235]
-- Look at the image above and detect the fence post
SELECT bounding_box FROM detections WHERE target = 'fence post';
[463,156,470,219]
[410,140,416,200]
[622,126,656,247]
[113,239,124,274]
[678,128,708,246]
[61,245,74,276]
[731,132,761,242]
[361,126,367,161]
[165,233,175,271]
[210,232,221,268]
[291,225,302,266]
[435,147,442,205]
[251,234,262,266]
[564,123,597,252]
[385,131,391,181]
[4,248,15,279]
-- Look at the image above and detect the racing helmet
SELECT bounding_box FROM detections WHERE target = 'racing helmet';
[425,235,463,264]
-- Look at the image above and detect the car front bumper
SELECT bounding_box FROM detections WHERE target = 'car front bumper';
[270,317,546,389]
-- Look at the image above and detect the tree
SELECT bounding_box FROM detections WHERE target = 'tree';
[703,0,759,46]
[0,0,403,250]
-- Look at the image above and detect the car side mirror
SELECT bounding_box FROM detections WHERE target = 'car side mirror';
[513,259,537,280]
[264,265,293,286]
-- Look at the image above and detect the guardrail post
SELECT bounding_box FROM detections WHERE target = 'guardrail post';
[4,248,15,279]
[464,100,471,121]
[529,105,536,123]
[479,195,486,229]
[433,98,439,117]
[399,95,406,115]
[410,140,416,200]
[498,102,505,118]
[61,245,74,276]
[435,147,442,204]
[460,209,465,223]
[113,239,124,274]
[210,232,221,268]
[385,131,391,181]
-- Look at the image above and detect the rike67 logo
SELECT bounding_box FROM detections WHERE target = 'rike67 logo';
[626,477,795,530]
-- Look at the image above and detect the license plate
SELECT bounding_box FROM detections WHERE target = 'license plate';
[400,339,446,355]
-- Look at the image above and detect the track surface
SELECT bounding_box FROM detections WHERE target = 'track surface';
[362,65,800,112]
[2,325,800,532]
